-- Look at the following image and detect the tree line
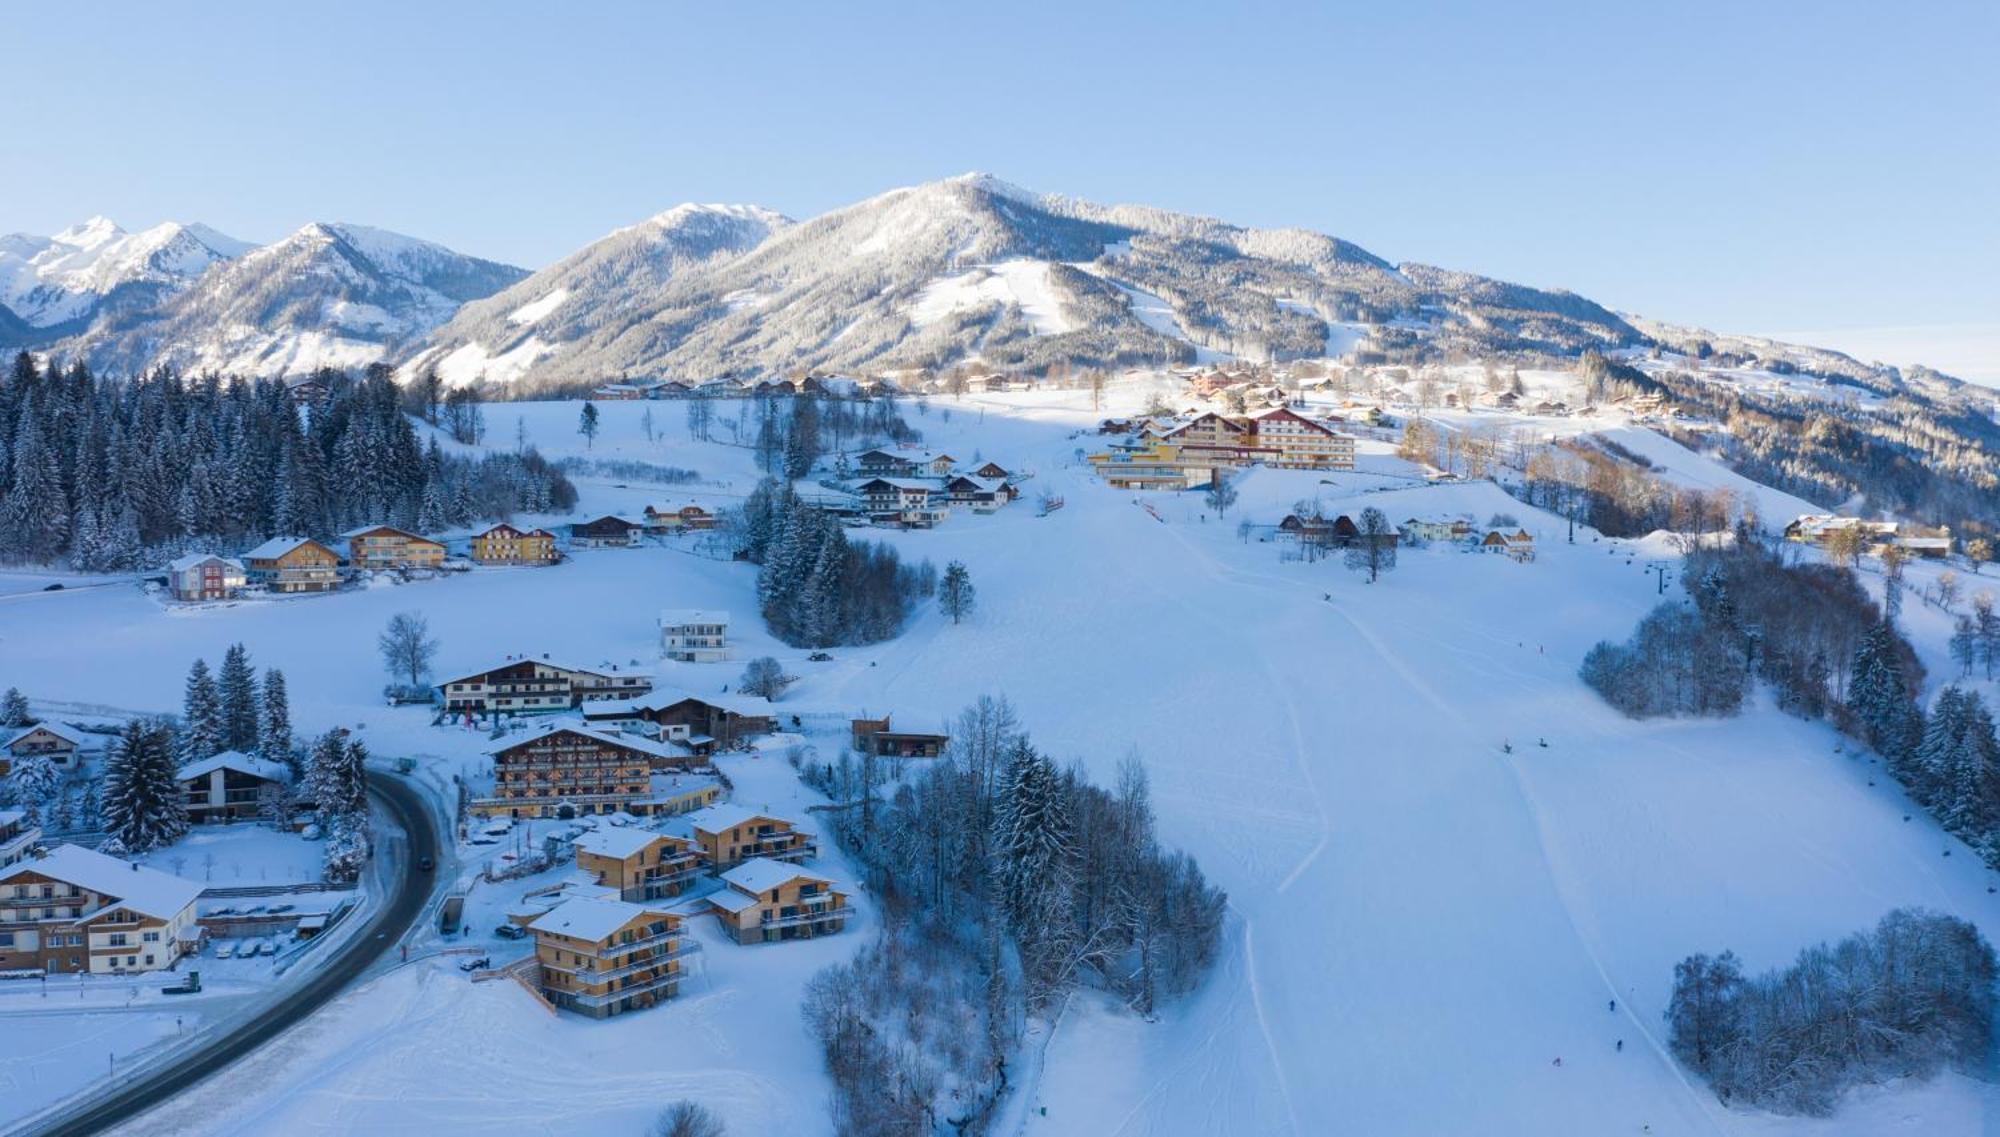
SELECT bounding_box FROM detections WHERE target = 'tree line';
[0,353,576,568]
[1583,537,2000,869]
[797,696,1226,1136]
[1668,909,1995,1114]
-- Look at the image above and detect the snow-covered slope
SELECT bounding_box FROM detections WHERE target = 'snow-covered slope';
[3,386,1993,1136]
[402,203,789,388]
[0,217,251,339]
[57,222,527,377]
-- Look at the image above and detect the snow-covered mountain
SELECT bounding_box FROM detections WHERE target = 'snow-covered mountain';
[0,217,253,338]
[406,203,788,387]
[398,172,1643,390]
[56,222,526,377]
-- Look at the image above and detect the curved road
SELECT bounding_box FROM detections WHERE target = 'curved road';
[23,772,442,1137]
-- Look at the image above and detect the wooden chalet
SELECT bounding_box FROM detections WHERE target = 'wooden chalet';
[581,691,775,750]
[243,536,340,592]
[470,523,559,566]
[529,898,693,1017]
[0,845,200,974]
[437,656,653,717]
[706,859,851,946]
[569,516,643,548]
[683,804,816,871]
[177,751,291,824]
[340,525,446,570]
[573,828,702,901]
[850,714,950,758]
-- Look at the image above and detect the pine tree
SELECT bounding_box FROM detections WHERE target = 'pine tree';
[178,658,224,763]
[100,720,188,854]
[0,687,28,728]
[259,668,296,774]
[1848,621,1920,768]
[1915,688,1968,810]
[991,740,1078,1000]
[218,643,259,752]
[6,753,61,826]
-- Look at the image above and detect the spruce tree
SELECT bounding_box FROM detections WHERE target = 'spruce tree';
[100,720,188,854]
[1915,689,1968,810]
[6,753,60,826]
[0,687,28,728]
[259,668,296,774]
[1848,621,1920,767]
[179,658,224,763]
[218,643,259,752]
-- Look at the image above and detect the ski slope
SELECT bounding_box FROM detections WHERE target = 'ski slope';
[4,389,1997,1135]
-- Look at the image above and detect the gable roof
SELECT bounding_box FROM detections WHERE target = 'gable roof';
[5,721,88,749]
[168,553,243,572]
[242,536,331,561]
[476,522,556,539]
[436,655,634,687]
[721,856,831,896]
[338,525,442,545]
[573,826,681,860]
[176,750,290,785]
[684,803,788,835]
[0,844,200,921]
[484,720,672,760]
[526,896,668,942]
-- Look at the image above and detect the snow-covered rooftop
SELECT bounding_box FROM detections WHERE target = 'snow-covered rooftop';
[0,844,200,921]
[4,721,87,749]
[242,536,322,560]
[167,552,243,572]
[176,749,290,784]
[659,609,728,627]
[683,803,788,834]
[526,896,667,942]
[721,856,830,896]
[573,826,680,860]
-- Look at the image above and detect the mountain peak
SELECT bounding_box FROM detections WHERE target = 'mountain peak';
[942,171,1041,205]
[52,216,124,248]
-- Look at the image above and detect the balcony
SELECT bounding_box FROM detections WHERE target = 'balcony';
[547,925,692,961]
[543,939,699,981]
[759,905,854,930]
[560,968,684,1008]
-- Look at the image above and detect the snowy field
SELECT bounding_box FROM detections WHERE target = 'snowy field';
[3,389,1997,1135]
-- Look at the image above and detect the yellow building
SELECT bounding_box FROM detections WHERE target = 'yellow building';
[707,858,851,945]
[1085,440,1200,491]
[528,897,694,1017]
[683,804,816,870]
[573,827,702,901]
[340,525,446,570]
[471,523,559,565]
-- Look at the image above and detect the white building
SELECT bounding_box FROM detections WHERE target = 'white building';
[659,609,730,662]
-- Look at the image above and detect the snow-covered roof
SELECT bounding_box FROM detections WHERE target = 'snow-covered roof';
[338,524,441,543]
[436,655,639,686]
[5,721,87,749]
[484,720,666,759]
[0,809,24,827]
[684,803,788,834]
[242,536,323,560]
[573,826,680,860]
[857,477,938,492]
[0,844,200,921]
[708,888,759,914]
[659,609,729,627]
[168,552,243,572]
[176,749,290,784]
[721,856,830,896]
[582,685,768,720]
[526,896,667,942]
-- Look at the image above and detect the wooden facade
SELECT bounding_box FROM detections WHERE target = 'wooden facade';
[471,523,559,566]
[707,859,851,946]
[341,525,446,570]
[437,658,653,717]
[243,537,340,592]
[530,898,693,1018]
[473,724,656,819]
[684,805,816,871]
[0,846,199,974]
[573,829,701,901]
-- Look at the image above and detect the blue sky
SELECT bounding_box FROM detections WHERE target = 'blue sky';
[8,2,1998,378]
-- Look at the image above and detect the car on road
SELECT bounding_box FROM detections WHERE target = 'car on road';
[417,856,434,871]
[42,583,63,591]
[808,651,833,661]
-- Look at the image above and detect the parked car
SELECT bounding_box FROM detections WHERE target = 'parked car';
[459,956,491,972]
[495,924,528,940]
[418,856,434,872]
[808,652,833,662]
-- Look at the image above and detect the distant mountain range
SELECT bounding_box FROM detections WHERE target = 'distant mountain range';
[5,175,1982,401]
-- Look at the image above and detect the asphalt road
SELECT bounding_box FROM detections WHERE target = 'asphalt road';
[23,771,442,1137]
